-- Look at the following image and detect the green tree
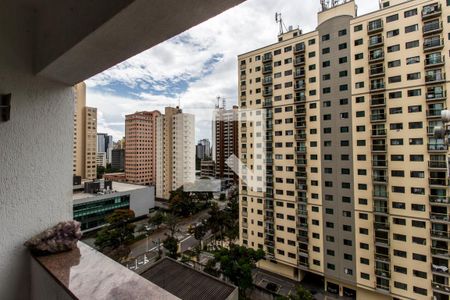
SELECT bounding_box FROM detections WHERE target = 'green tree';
[163,235,179,259]
[95,209,136,260]
[168,188,194,217]
[213,245,265,298]
[96,166,106,179]
[165,213,180,237]
[148,210,166,230]
[288,286,313,300]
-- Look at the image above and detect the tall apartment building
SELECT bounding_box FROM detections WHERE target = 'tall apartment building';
[97,133,113,163]
[238,1,450,299]
[111,149,125,170]
[156,107,195,199]
[196,139,212,160]
[124,111,160,185]
[73,82,97,180]
[214,106,239,183]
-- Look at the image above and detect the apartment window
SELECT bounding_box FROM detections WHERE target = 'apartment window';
[359,228,368,235]
[339,70,348,77]
[404,8,417,18]
[406,40,419,49]
[394,266,407,274]
[308,39,316,45]
[412,204,425,211]
[392,202,405,209]
[340,84,348,91]
[323,61,330,68]
[393,234,406,241]
[339,57,348,64]
[354,24,363,32]
[412,237,426,245]
[388,60,400,68]
[339,43,347,50]
[410,154,424,161]
[390,123,403,130]
[388,76,401,83]
[338,29,347,36]
[409,138,423,145]
[394,282,407,290]
[387,44,400,52]
[322,34,330,41]
[355,53,363,60]
[361,273,370,280]
[391,170,404,177]
[387,29,399,38]
[354,38,363,46]
[389,91,402,99]
[322,47,330,54]
[405,24,418,33]
[389,107,402,114]
[284,46,292,52]
[408,105,421,113]
[393,218,406,225]
[355,96,364,103]
[413,287,427,296]
[355,67,364,74]
[408,75,425,85]
[410,171,424,178]
[340,98,349,105]
[386,14,398,22]
[308,51,316,58]
[394,249,407,258]
[413,270,427,279]
[408,88,421,96]
[327,263,335,270]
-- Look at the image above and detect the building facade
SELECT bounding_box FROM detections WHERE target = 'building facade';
[214,106,239,183]
[124,111,160,185]
[97,133,113,163]
[238,1,450,299]
[96,152,107,168]
[73,82,97,180]
[111,148,125,170]
[200,159,216,177]
[156,107,196,199]
[73,181,155,231]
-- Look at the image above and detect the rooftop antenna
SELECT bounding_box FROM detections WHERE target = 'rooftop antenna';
[275,13,288,36]
[216,96,221,109]
[222,97,226,110]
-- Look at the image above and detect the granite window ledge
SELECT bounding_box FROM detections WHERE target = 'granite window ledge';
[30,242,179,300]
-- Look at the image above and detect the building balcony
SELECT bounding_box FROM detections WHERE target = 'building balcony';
[375,237,390,246]
[369,52,385,64]
[297,222,308,229]
[372,160,388,168]
[294,43,305,53]
[295,171,307,179]
[295,122,307,129]
[373,175,388,184]
[240,63,246,70]
[295,95,306,103]
[432,247,450,258]
[295,108,306,115]
[431,212,450,222]
[374,206,389,215]
[430,196,450,205]
[375,269,391,278]
[263,89,273,97]
[294,56,305,66]
[370,66,385,78]
[432,263,450,275]
[298,209,308,216]
[428,144,448,152]
[432,230,450,240]
[294,70,306,79]
[370,82,385,92]
[427,90,447,102]
[424,38,444,52]
[262,53,273,63]
[422,4,441,19]
[296,159,307,166]
[262,65,273,74]
[368,20,383,34]
[297,195,307,203]
[372,129,387,137]
[373,191,388,200]
[297,234,308,243]
[423,21,443,36]
[368,35,384,48]
[428,178,448,187]
[262,77,273,85]
[429,160,447,169]
[295,146,307,153]
[375,253,390,263]
[425,55,445,69]
[374,222,390,231]
[294,83,306,91]
[371,144,387,153]
[427,108,444,118]
[426,72,446,84]
[241,189,248,195]
[432,282,450,295]
[371,96,386,107]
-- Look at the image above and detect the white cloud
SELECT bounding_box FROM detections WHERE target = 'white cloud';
[87,0,379,142]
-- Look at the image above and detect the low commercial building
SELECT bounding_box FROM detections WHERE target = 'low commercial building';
[73,180,155,231]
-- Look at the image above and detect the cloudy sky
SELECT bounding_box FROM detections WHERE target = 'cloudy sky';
[86,0,379,142]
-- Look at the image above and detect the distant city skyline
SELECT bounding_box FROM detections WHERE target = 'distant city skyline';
[86,0,378,142]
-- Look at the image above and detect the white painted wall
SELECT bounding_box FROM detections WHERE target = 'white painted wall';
[0,2,73,299]
[129,186,156,216]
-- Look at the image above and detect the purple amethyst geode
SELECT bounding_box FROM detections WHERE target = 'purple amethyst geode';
[24,220,82,255]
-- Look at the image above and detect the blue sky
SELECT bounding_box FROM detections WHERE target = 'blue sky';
[86,0,379,141]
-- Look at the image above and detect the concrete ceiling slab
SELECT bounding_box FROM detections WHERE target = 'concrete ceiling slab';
[34,0,245,85]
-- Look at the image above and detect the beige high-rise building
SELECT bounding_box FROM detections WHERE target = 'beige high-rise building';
[238,1,450,299]
[156,107,195,199]
[124,111,160,185]
[73,82,97,180]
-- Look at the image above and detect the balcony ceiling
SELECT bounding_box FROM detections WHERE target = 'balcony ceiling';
[29,0,245,85]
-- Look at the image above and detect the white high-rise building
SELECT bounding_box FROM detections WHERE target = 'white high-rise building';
[156,107,195,199]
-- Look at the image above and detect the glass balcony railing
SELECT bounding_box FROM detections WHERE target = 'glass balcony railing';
[372,160,387,167]
[262,65,273,74]
[427,108,444,117]
[294,43,305,53]
[428,144,448,151]
[423,21,443,35]
[294,56,305,66]
[372,129,387,136]
[422,4,441,19]
[370,66,385,77]
[262,53,273,62]
[424,38,444,51]
[368,20,383,33]
[369,36,384,48]
[429,161,447,169]
[371,113,386,122]
[370,82,385,91]
[426,72,446,83]
[425,55,445,67]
